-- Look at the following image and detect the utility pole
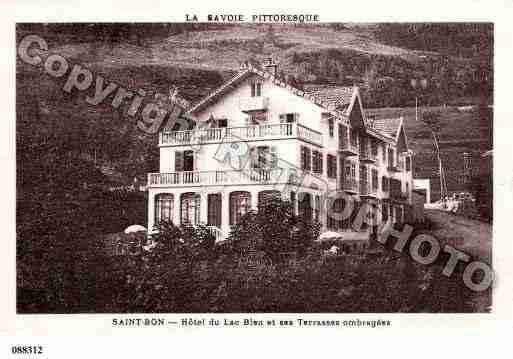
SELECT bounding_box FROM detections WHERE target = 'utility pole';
[410,78,428,121]
[463,152,472,191]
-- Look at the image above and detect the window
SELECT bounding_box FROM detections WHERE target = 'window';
[327,197,346,230]
[230,191,251,225]
[390,178,402,196]
[350,129,358,147]
[345,161,357,179]
[301,146,311,171]
[327,154,337,178]
[251,145,277,169]
[396,206,403,223]
[360,136,367,154]
[181,193,200,226]
[251,82,262,97]
[338,124,347,148]
[328,118,334,137]
[388,148,395,168]
[405,156,411,171]
[312,150,323,174]
[360,165,368,188]
[207,193,222,227]
[175,150,194,171]
[155,194,174,224]
[382,203,389,222]
[372,169,379,190]
[382,176,389,192]
[371,140,378,157]
[258,190,281,209]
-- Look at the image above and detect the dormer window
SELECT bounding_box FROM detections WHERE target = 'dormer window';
[251,82,262,97]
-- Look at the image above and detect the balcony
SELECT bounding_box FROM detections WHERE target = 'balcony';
[148,168,325,188]
[390,190,409,202]
[159,123,322,147]
[360,150,377,163]
[359,182,378,199]
[339,141,359,156]
[387,162,401,172]
[387,158,405,172]
[341,177,359,194]
[239,96,269,113]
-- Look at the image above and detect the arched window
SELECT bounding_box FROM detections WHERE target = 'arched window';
[207,193,222,227]
[181,193,200,226]
[230,191,251,225]
[155,194,174,224]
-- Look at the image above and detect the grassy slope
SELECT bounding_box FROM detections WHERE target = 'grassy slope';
[367,105,492,200]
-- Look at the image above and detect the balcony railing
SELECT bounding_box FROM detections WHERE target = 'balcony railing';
[239,96,269,113]
[359,182,378,198]
[387,162,401,172]
[387,158,405,172]
[339,141,359,156]
[342,177,359,193]
[360,150,377,163]
[148,167,330,189]
[160,122,322,147]
[390,190,409,202]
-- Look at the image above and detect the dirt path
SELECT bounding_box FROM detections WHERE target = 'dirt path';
[424,209,492,263]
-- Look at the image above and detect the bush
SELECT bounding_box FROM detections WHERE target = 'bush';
[228,197,321,261]
[151,220,216,260]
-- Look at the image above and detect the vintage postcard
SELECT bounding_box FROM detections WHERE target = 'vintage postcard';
[1,0,512,357]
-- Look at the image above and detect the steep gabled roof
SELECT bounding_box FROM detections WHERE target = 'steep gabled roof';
[186,61,358,115]
[187,69,255,114]
[303,85,354,111]
[183,61,405,146]
[372,117,403,139]
[368,116,409,150]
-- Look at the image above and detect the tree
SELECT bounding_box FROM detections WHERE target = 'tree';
[228,197,320,261]
[422,110,444,134]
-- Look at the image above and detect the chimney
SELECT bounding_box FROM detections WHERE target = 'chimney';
[263,57,278,76]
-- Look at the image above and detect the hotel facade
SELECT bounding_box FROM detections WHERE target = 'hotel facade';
[147,59,413,241]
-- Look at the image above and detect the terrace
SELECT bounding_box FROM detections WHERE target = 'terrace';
[159,122,322,147]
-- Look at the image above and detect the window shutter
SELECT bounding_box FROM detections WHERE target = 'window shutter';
[251,83,255,97]
[300,146,306,170]
[175,151,183,172]
[305,148,311,171]
[208,194,222,227]
[294,113,300,122]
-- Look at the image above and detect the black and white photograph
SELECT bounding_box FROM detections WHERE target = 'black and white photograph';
[15,21,493,315]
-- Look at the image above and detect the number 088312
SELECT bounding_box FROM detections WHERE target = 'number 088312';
[11,345,43,355]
